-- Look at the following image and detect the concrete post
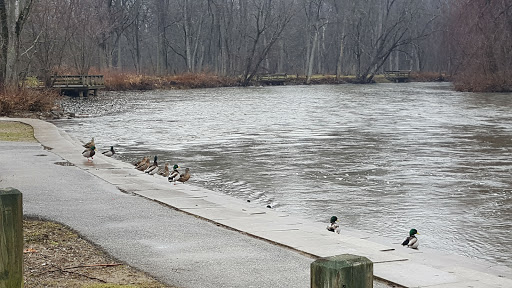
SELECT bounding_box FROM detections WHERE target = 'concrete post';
[311,254,373,288]
[0,188,23,288]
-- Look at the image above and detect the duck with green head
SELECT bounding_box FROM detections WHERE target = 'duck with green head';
[82,145,96,161]
[326,216,340,234]
[168,164,180,185]
[402,229,419,249]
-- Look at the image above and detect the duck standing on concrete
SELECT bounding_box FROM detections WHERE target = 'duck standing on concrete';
[326,216,341,234]
[168,164,181,185]
[177,168,191,184]
[82,146,96,161]
[157,162,170,177]
[102,146,115,157]
[402,229,419,249]
[136,157,151,171]
[144,156,159,175]
[83,137,95,148]
[134,156,148,167]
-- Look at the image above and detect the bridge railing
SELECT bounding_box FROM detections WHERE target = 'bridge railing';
[384,70,411,82]
[51,75,105,88]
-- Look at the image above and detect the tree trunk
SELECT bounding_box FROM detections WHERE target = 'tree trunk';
[306,29,318,84]
[156,0,168,75]
[0,0,8,85]
[0,0,34,87]
[183,0,192,72]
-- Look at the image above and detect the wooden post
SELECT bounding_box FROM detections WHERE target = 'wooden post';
[311,254,373,288]
[0,188,23,288]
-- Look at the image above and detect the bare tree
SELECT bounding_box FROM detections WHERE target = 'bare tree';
[450,0,512,91]
[4,0,452,82]
[0,0,34,86]
[240,0,295,85]
[303,0,328,84]
[26,0,76,86]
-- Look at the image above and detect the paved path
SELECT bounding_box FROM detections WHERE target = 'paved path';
[1,118,512,288]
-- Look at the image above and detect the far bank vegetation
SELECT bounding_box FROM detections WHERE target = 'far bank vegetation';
[0,0,510,106]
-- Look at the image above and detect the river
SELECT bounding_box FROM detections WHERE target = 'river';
[52,82,512,268]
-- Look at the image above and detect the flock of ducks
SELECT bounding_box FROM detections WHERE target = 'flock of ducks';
[84,138,420,247]
[134,155,191,184]
[327,215,420,249]
[81,137,190,185]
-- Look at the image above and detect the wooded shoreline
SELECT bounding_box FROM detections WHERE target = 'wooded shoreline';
[2,69,509,120]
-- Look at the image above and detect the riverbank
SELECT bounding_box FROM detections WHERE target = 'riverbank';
[1,71,448,120]
[3,117,512,288]
[102,71,447,91]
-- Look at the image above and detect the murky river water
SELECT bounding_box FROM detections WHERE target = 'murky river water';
[53,82,512,268]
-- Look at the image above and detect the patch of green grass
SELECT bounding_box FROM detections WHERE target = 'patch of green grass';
[84,284,137,288]
[84,284,161,288]
[0,121,36,142]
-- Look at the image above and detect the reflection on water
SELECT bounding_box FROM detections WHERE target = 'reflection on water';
[53,82,512,267]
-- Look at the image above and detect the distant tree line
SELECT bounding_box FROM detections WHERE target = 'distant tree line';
[0,0,510,90]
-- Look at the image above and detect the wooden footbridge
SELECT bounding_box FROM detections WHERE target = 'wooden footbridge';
[384,70,411,83]
[256,73,288,85]
[51,75,105,96]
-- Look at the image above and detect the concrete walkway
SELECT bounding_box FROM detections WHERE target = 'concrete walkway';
[2,118,512,288]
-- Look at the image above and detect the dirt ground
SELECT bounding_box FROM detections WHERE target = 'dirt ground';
[23,218,174,288]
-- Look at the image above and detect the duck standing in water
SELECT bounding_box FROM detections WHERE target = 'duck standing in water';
[102,146,115,157]
[326,216,341,234]
[82,145,96,161]
[177,168,191,184]
[144,156,159,175]
[402,229,419,249]
[168,164,181,185]
[83,137,95,148]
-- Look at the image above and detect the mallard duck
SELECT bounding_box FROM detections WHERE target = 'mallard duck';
[326,216,340,234]
[168,164,180,185]
[157,162,170,177]
[402,229,419,249]
[136,157,151,171]
[177,168,191,184]
[134,156,148,167]
[82,145,96,161]
[144,156,159,175]
[83,137,95,148]
[102,146,115,157]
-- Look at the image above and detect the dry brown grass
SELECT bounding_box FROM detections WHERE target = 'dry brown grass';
[410,71,448,82]
[0,87,60,116]
[104,71,238,91]
[24,218,171,288]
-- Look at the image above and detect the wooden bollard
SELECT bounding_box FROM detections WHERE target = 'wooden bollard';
[311,254,373,288]
[0,188,23,288]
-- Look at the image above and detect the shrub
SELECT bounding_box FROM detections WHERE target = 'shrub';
[104,71,238,90]
[0,87,60,116]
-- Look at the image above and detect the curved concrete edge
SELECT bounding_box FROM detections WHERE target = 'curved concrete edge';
[3,117,512,288]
